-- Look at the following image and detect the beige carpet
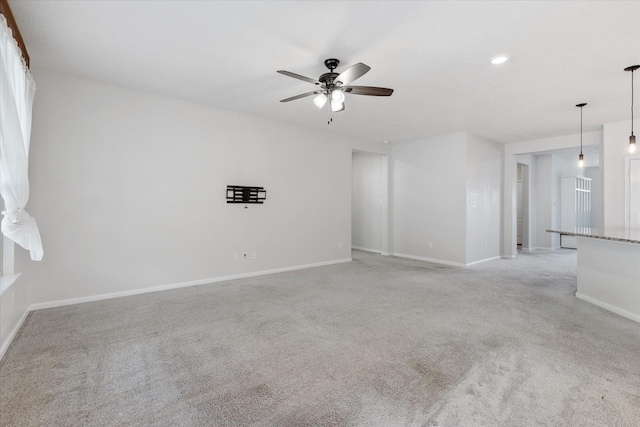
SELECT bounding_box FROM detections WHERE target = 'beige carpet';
[1,250,639,426]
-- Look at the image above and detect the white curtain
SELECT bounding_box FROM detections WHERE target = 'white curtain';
[0,14,42,261]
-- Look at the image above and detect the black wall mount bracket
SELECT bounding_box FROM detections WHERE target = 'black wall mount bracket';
[226,185,266,205]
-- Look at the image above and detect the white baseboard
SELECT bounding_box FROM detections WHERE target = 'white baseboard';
[0,257,352,361]
[391,252,465,267]
[29,258,352,312]
[518,247,558,252]
[0,304,30,361]
[466,256,501,266]
[351,246,381,254]
[393,253,500,267]
[575,292,640,323]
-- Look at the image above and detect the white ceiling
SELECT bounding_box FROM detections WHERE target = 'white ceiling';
[9,0,640,145]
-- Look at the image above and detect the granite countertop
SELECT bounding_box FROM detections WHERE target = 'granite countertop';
[546,228,640,245]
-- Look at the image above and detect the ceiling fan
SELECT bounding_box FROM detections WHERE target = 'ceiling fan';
[278,58,394,112]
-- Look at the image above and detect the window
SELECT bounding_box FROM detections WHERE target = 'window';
[1,3,43,280]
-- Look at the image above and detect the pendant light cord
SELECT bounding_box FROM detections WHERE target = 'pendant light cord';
[580,107,582,154]
[632,69,635,136]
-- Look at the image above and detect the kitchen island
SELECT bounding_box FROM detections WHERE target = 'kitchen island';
[547,228,640,323]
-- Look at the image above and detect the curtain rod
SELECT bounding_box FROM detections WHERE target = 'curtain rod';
[0,0,30,67]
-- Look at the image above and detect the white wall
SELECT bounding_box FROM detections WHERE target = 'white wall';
[552,150,599,241]
[512,146,599,251]
[503,123,640,256]
[502,131,602,256]
[534,155,560,249]
[465,134,502,264]
[351,151,383,253]
[14,69,388,307]
[602,119,634,230]
[514,155,536,249]
[583,167,601,229]
[0,276,29,358]
[506,121,632,250]
[531,151,588,249]
[391,132,501,266]
[392,133,467,265]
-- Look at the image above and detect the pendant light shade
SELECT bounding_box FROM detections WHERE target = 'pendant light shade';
[331,100,345,112]
[313,93,327,109]
[331,89,345,103]
[626,65,640,154]
[576,103,587,168]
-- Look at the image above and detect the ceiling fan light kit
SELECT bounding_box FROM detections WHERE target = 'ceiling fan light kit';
[278,58,393,113]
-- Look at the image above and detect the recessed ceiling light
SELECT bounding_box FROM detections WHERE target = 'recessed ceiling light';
[491,54,511,65]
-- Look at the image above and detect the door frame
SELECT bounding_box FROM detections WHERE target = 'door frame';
[351,150,389,255]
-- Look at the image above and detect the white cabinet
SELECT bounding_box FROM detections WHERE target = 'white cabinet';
[560,175,591,249]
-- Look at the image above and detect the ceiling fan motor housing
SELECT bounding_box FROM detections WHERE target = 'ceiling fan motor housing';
[324,58,340,71]
[319,72,339,85]
[320,59,341,91]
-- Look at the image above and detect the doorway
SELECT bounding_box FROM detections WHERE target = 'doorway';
[351,151,388,254]
[516,163,530,250]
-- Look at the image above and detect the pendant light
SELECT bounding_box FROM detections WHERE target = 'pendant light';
[576,103,587,168]
[625,65,640,154]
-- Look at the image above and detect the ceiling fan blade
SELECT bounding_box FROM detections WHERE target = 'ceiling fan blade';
[343,86,394,96]
[335,63,371,85]
[277,70,320,85]
[280,90,322,103]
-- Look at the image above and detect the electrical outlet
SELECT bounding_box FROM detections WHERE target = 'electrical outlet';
[251,251,257,259]
[339,242,343,249]
[233,253,238,261]
[428,242,433,249]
